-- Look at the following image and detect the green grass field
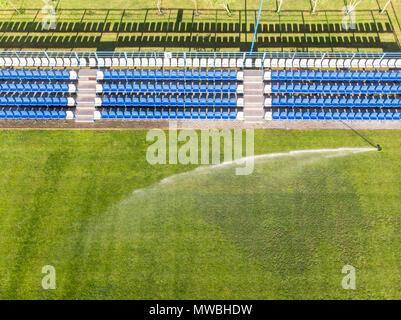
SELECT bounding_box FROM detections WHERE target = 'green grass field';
[0,129,400,299]
[0,0,400,51]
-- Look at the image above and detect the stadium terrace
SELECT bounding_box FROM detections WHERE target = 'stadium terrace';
[0,51,400,126]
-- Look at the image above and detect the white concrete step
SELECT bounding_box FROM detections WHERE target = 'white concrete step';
[76,70,97,122]
[78,69,98,77]
[244,70,263,76]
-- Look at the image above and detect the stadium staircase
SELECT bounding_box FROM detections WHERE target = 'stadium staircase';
[75,69,97,122]
[243,70,264,122]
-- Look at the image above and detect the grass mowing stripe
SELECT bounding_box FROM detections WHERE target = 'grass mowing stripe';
[0,129,400,299]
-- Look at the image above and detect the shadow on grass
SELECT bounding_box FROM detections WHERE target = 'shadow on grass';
[0,33,398,52]
[0,8,399,51]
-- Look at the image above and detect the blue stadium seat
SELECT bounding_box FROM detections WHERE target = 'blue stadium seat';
[378,112,386,120]
[21,110,29,119]
[51,110,59,119]
[332,112,340,120]
[103,70,111,80]
[385,112,393,120]
[116,110,123,119]
[139,110,146,119]
[170,70,178,80]
[13,110,21,119]
[362,112,370,120]
[58,111,66,119]
[132,110,139,119]
[141,70,148,80]
[154,111,161,119]
[161,110,168,119]
[43,110,51,119]
[169,111,177,119]
[325,112,333,120]
[302,112,310,120]
[271,70,279,80]
[339,112,347,120]
[370,112,378,120]
[126,70,134,80]
[118,70,125,80]
[192,97,200,107]
[346,112,354,120]
[185,70,193,81]
[27,110,36,119]
[106,110,115,119]
[35,110,43,119]
[5,110,13,119]
[193,70,200,81]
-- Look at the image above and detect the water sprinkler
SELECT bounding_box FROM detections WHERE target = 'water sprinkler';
[377,144,382,151]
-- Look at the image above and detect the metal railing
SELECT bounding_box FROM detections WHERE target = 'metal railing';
[1,51,401,59]
[0,51,400,69]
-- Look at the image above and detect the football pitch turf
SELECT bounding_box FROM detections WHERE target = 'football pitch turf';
[0,0,400,52]
[0,129,400,299]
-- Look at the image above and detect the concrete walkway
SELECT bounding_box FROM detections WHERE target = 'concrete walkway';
[1,119,401,130]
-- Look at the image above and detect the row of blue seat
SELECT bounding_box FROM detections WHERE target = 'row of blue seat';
[270,70,401,82]
[0,69,71,80]
[271,96,401,108]
[103,69,238,81]
[102,82,237,94]
[100,110,237,120]
[271,83,401,95]
[0,96,70,106]
[0,109,67,119]
[0,83,70,93]
[101,96,238,107]
[272,111,401,120]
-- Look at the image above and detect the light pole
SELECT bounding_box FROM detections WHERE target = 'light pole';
[249,0,264,55]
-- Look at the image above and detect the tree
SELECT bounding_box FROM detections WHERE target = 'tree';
[1,0,21,13]
[209,0,234,16]
[277,0,284,13]
[381,0,392,13]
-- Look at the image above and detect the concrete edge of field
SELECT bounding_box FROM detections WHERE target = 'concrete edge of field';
[0,120,401,130]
